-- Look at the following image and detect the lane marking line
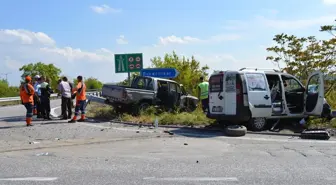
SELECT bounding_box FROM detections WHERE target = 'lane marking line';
[143,177,238,181]
[0,177,58,181]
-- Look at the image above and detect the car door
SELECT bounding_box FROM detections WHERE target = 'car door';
[168,82,178,109]
[209,72,224,114]
[244,72,272,118]
[304,71,325,116]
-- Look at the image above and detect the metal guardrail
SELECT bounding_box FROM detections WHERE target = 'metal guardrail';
[0,90,103,103]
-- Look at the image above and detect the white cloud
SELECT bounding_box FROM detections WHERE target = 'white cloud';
[116,35,128,44]
[158,34,240,45]
[90,4,121,14]
[323,0,336,5]
[0,29,55,45]
[0,29,119,85]
[4,56,23,70]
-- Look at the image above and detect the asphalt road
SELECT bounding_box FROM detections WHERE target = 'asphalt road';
[0,100,336,185]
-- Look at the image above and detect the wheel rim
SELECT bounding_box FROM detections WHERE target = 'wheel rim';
[254,118,266,129]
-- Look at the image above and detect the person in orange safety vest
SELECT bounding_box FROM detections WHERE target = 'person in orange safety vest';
[68,75,87,123]
[20,76,35,126]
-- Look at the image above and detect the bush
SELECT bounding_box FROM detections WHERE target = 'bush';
[86,102,215,126]
[0,80,19,98]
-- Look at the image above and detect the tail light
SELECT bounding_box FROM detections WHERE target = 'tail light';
[236,82,243,104]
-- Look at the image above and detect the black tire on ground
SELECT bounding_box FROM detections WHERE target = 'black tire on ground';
[224,125,247,137]
[248,117,267,131]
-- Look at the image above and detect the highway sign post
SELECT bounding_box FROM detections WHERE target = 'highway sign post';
[140,68,179,79]
[115,53,143,85]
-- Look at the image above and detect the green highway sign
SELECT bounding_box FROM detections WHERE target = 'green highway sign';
[114,53,143,73]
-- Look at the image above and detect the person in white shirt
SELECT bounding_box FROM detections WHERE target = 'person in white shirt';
[58,77,73,120]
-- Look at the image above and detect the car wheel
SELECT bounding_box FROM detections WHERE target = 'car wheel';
[138,102,150,112]
[249,117,267,131]
[224,125,247,137]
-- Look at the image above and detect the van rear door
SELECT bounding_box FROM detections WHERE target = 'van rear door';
[209,72,224,114]
[244,72,272,118]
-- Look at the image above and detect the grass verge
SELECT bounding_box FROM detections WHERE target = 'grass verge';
[86,102,336,129]
[86,102,215,127]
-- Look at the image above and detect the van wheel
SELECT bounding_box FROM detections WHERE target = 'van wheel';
[225,125,247,137]
[249,117,267,131]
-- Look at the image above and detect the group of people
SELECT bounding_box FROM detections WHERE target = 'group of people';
[20,75,87,126]
[19,75,53,126]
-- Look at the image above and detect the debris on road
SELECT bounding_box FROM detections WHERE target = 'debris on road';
[300,129,330,140]
[164,130,174,135]
[36,152,50,156]
[55,138,60,141]
[100,129,105,131]
[29,141,40,144]
[184,143,188,145]
[136,131,140,133]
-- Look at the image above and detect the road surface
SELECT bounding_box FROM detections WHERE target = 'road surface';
[0,100,336,185]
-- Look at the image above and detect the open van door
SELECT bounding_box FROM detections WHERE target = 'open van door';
[244,72,272,118]
[304,71,324,116]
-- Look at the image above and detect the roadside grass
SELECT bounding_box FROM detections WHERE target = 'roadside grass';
[86,102,216,126]
[87,102,336,129]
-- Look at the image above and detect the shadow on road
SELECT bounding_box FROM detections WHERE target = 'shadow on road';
[0,116,25,122]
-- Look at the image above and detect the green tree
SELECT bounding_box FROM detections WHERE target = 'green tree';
[117,73,139,86]
[150,51,209,95]
[266,20,336,107]
[19,62,62,90]
[0,79,20,98]
[73,77,103,90]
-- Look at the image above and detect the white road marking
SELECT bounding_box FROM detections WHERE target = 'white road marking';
[143,177,238,181]
[0,177,58,181]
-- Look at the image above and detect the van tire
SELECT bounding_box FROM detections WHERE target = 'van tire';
[248,117,267,131]
[224,125,247,137]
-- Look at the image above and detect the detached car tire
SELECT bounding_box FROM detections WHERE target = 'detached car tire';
[225,125,247,137]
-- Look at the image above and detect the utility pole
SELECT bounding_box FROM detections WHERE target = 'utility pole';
[0,72,11,83]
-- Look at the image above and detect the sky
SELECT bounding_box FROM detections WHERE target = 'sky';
[0,0,335,86]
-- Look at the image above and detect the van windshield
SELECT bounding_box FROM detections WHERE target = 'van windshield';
[209,74,223,92]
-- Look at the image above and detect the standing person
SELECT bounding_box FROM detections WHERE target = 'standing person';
[34,76,42,118]
[58,76,73,120]
[40,77,53,120]
[20,76,35,126]
[69,76,86,123]
[57,79,64,118]
[33,75,40,116]
[197,76,209,112]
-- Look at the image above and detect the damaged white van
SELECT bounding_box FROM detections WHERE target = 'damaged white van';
[207,68,325,131]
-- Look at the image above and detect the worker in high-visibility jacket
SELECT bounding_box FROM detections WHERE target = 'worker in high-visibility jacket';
[197,76,209,112]
[20,76,35,126]
[68,75,87,123]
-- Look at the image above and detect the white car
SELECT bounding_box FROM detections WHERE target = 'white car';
[207,68,326,131]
